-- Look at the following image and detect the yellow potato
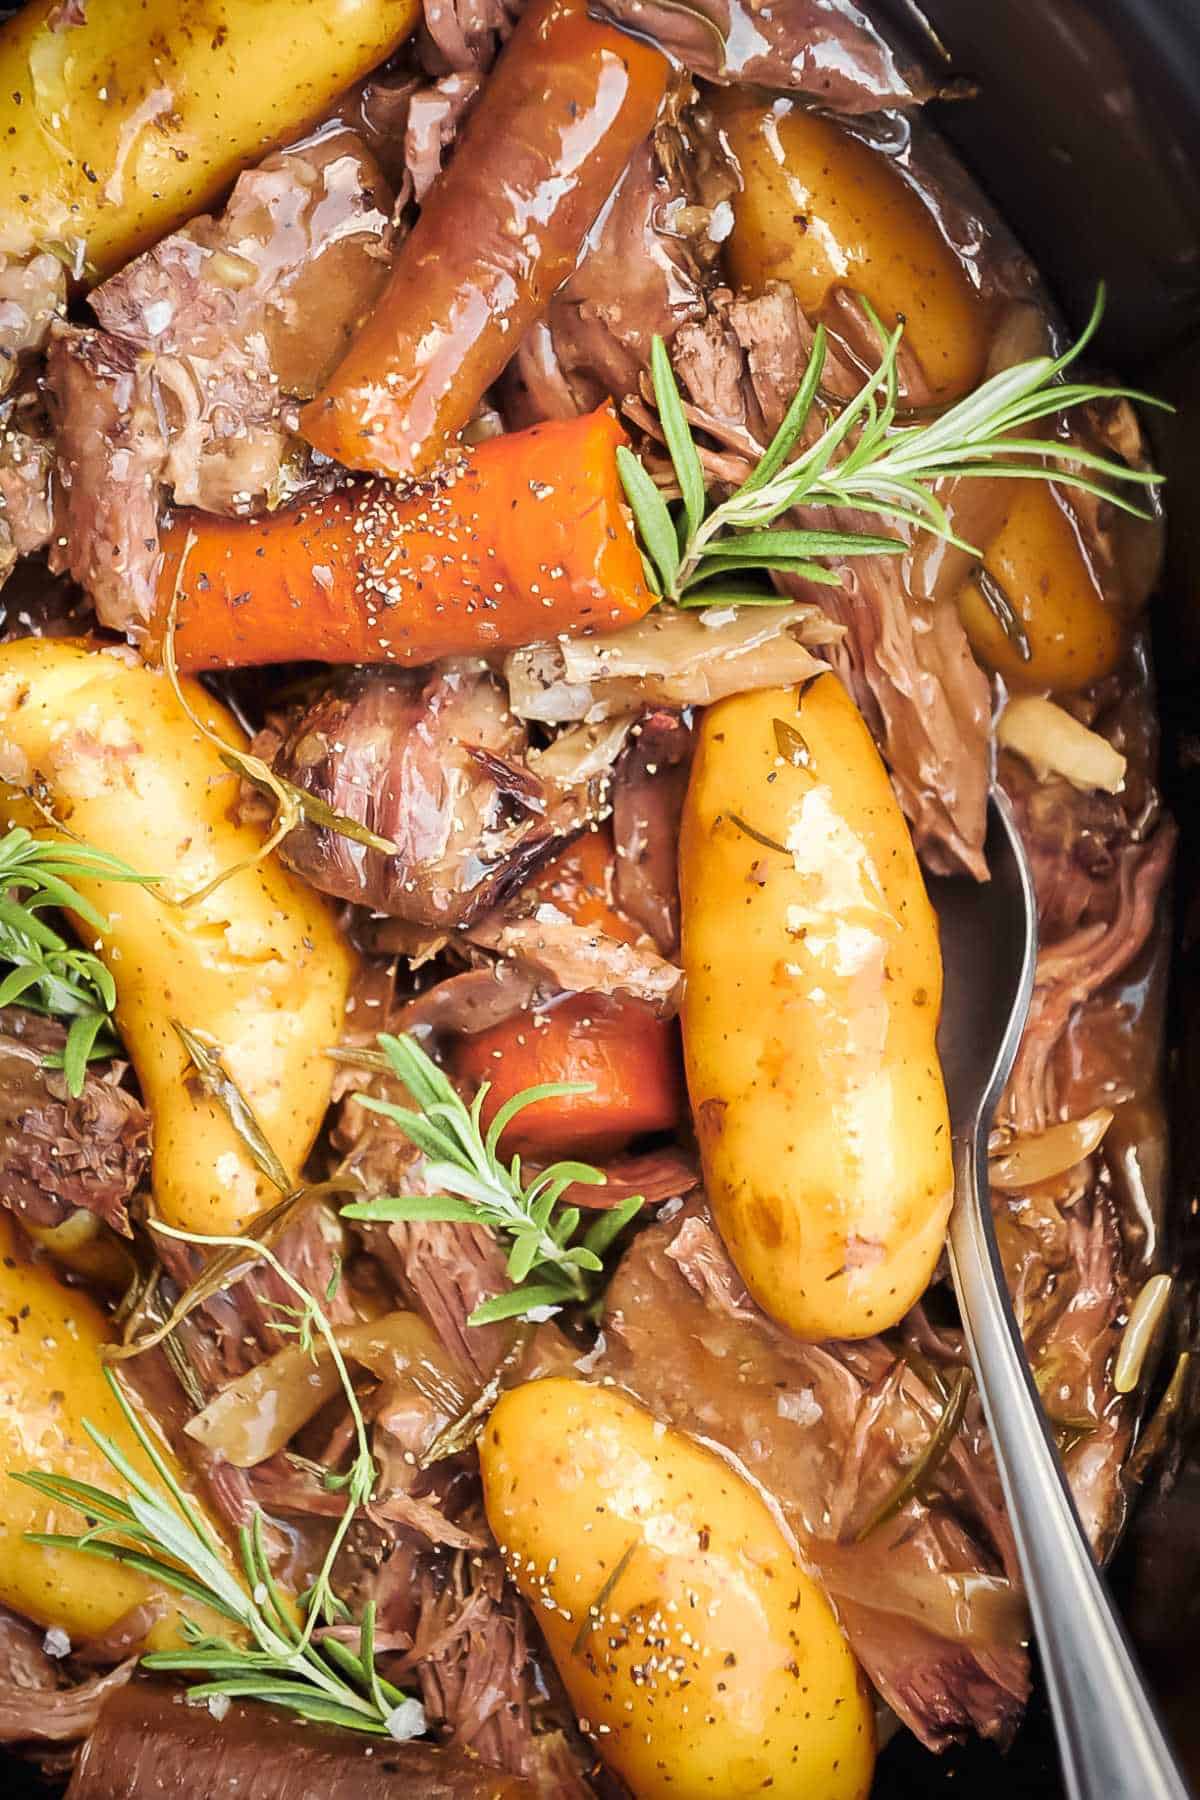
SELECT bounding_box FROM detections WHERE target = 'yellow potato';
[679,673,952,1340]
[0,637,356,1234]
[0,0,417,276]
[958,481,1124,692]
[0,1211,222,1646]
[717,92,989,401]
[481,1378,873,1800]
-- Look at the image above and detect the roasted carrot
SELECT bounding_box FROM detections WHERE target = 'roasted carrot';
[453,831,682,1160]
[298,0,669,479]
[153,408,653,672]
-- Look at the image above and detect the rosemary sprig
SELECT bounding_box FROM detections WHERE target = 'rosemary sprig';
[620,288,1165,606]
[11,1369,421,1738]
[342,1033,643,1325]
[0,825,156,1094]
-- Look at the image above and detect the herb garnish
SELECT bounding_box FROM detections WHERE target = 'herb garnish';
[0,825,156,1094]
[20,1031,411,1736]
[619,289,1163,607]
[855,1366,973,1541]
[342,1033,643,1325]
[12,1367,419,1736]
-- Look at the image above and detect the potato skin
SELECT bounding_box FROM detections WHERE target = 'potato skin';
[481,1378,874,1800]
[957,481,1124,692]
[679,674,952,1340]
[0,0,417,276]
[0,638,356,1234]
[718,92,988,401]
[0,1212,217,1645]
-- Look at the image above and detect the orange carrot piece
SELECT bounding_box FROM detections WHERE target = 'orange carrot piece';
[452,830,682,1159]
[153,408,653,672]
[456,992,682,1161]
[298,0,669,479]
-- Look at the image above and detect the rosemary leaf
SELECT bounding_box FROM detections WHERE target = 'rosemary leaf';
[346,1034,643,1326]
[651,334,705,540]
[173,1021,293,1195]
[624,289,1165,611]
[617,444,680,594]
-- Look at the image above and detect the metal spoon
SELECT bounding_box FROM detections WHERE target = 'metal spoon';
[927,787,1191,1800]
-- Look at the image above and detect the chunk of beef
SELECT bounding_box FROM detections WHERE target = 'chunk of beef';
[600,1207,1030,1751]
[611,708,692,955]
[65,1682,538,1798]
[0,1600,134,1746]
[0,252,64,397]
[509,139,711,421]
[270,665,614,929]
[44,325,165,632]
[93,129,392,427]
[47,133,392,635]
[464,911,683,1012]
[596,0,931,110]
[0,1009,149,1236]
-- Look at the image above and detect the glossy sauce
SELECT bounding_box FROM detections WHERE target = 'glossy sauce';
[301,0,669,476]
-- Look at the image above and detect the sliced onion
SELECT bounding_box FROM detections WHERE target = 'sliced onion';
[505,603,838,724]
[185,1312,467,1467]
[1114,1272,1173,1395]
[525,714,635,786]
[989,1109,1113,1190]
[814,1539,1028,1653]
[997,696,1126,794]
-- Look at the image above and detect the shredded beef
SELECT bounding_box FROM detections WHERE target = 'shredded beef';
[0,1602,135,1746]
[600,1207,1030,1751]
[510,139,710,421]
[269,664,616,929]
[596,0,930,110]
[0,1009,149,1235]
[47,132,392,635]
[335,1089,512,1378]
[65,1682,539,1798]
[465,912,683,1013]
[611,708,692,955]
[418,0,521,74]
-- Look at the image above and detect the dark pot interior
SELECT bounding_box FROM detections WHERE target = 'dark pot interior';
[3,1,1199,1794]
[871,1,1200,1793]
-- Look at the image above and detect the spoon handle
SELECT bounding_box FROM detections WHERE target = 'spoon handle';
[949,1131,1191,1800]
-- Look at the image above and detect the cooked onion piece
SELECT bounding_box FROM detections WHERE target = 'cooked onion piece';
[505,602,837,722]
[1114,1273,1173,1396]
[186,1312,468,1467]
[997,696,1127,794]
[989,1109,1114,1190]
